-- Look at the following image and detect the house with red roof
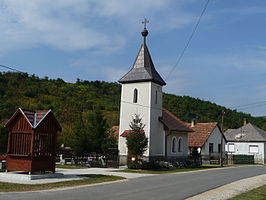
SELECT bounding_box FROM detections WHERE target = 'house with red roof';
[186,121,226,162]
[117,24,193,165]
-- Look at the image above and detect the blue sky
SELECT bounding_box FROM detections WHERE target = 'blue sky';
[0,0,266,116]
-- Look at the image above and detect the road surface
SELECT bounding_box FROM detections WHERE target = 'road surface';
[1,165,266,200]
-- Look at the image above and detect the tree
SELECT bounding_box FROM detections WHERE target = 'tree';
[73,109,110,155]
[126,114,148,158]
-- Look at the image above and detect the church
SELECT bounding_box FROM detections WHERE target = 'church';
[118,20,193,165]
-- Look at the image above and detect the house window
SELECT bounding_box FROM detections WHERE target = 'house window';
[171,137,177,153]
[218,144,221,153]
[133,88,138,103]
[228,144,235,152]
[178,137,183,152]
[249,145,259,153]
[155,90,158,104]
[209,143,214,153]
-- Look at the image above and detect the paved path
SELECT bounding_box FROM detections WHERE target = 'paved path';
[0,167,153,184]
[1,165,266,200]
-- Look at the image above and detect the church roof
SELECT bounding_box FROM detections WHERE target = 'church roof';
[224,123,266,142]
[160,108,193,132]
[119,30,166,86]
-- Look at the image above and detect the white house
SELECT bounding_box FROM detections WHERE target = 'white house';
[186,121,226,163]
[118,24,193,165]
[224,122,266,164]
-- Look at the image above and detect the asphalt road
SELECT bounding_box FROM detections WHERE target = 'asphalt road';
[1,165,266,200]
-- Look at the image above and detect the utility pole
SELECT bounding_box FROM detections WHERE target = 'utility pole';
[220,110,225,167]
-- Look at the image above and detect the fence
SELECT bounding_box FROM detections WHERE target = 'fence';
[226,153,264,164]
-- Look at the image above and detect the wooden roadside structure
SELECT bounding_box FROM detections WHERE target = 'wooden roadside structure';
[5,108,61,174]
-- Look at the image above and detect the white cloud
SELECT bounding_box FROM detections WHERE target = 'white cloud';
[0,0,197,54]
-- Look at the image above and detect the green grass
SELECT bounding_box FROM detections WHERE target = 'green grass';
[55,164,88,169]
[0,174,125,192]
[230,184,266,200]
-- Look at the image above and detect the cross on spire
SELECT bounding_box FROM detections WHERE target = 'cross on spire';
[142,18,149,29]
[141,18,149,44]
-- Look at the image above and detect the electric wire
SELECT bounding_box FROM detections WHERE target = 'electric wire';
[0,64,24,73]
[165,0,210,81]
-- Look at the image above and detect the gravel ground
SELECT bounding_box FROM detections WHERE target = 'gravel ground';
[187,174,266,200]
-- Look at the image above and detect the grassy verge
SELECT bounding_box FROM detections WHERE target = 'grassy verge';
[0,174,125,192]
[230,184,266,200]
[116,164,250,174]
[55,164,88,169]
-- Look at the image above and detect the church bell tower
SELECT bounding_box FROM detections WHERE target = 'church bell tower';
[118,19,166,165]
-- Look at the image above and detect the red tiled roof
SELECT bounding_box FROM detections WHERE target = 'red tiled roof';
[186,122,218,147]
[120,130,144,137]
[160,108,193,132]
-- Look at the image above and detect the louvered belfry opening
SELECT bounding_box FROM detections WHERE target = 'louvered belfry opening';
[5,108,61,174]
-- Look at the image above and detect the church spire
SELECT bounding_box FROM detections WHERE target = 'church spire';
[119,19,166,86]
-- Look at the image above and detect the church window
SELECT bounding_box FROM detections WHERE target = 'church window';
[178,137,183,152]
[171,137,177,153]
[133,88,138,103]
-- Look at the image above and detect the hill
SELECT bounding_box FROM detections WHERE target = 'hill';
[1,72,266,148]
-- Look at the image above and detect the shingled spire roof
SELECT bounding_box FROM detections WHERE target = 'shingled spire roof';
[119,22,166,86]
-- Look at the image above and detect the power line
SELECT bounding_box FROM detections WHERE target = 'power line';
[0,64,24,73]
[165,0,211,81]
[230,100,266,109]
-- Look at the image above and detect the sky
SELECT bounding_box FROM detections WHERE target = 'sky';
[0,0,266,116]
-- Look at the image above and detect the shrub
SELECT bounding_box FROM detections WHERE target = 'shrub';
[127,162,142,169]
[141,161,161,170]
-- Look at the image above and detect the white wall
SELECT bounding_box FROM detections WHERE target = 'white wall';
[225,142,265,164]
[167,133,188,157]
[118,82,164,159]
[202,126,225,156]
[149,82,164,156]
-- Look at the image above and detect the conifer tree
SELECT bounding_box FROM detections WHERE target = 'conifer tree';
[126,114,148,158]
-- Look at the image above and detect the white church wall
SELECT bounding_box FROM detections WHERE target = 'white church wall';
[118,82,152,160]
[149,82,164,156]
[167,133,188,157]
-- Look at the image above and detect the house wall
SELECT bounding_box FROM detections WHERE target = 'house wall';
[118,82,164,165]
[167,132,188,158]
[225,142,265,164]
[202,126,225,158]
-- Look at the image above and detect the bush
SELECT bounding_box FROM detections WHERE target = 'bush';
[127,162,142,169]
[141,161,161,170]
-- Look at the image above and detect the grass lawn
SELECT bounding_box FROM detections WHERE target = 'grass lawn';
[230,184,266,200]
[116,164,251,174]
[0,174,125,192]
[55,164,88,169]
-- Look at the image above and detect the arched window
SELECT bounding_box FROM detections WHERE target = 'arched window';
[171,137,177,153]
[178,137,183,152]
[133,88,138,103]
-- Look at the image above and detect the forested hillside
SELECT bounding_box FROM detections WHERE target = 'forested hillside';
[1,72,266,149]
